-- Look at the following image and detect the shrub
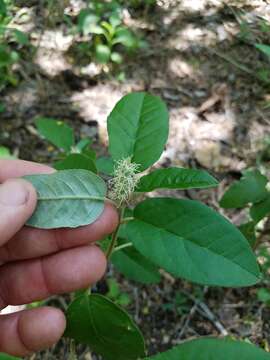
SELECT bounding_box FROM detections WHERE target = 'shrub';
[15,92,270,359]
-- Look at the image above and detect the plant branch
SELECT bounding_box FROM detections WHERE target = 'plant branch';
[106,207,125,259]
[120,217,134,224]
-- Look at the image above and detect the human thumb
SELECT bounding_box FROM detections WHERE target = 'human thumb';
[0,179,37,247]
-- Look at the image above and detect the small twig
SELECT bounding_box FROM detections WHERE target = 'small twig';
[180,288,228,337]
[210,49,254,76]
[178,303,198,339]
[133,287,140,323]
[197,302,228,336]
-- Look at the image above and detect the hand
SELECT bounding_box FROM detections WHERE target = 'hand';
[0,159,118,356]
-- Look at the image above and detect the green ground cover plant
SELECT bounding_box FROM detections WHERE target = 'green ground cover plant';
[0,0,30,90]
[220,168,270,311]
[2,92,270,359]
[74,0,141,65]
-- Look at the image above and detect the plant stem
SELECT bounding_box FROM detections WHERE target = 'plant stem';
[106,206,125,259]
[68,339,77,360]
[121,217,134,224]
[113,242,133,253]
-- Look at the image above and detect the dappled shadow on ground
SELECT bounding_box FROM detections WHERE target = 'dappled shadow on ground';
[2,0,270,174]
[121,1,270,176]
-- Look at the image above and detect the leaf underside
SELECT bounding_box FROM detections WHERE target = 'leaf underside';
[24,169,106,229]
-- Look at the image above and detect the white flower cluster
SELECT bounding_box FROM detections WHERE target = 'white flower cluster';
[109,157,140,206]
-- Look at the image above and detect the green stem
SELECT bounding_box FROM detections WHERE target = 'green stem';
[121,217,134,224]
[68,339,77,360]
[113,242,133,253]
[106,206,125,259]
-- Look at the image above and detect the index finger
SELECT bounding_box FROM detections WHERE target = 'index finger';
[0,203,118,263]
[0,160,54,182]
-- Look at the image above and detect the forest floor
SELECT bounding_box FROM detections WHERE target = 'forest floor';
[1,0,270,359]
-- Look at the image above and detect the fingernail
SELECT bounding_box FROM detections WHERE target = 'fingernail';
[0,180,30,206]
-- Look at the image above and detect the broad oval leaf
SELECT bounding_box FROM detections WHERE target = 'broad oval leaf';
[112,244,161,284]
[95,44,111,64]
[136,167,218,192]
[0,354,21,360]
[65,294,146,360]
[126,198,260,287]
[238,221,256,248]
[96,156,114,175]
[24,169,106,229]
[36,117,74,152]
[146,338,270,360]
[54,153,97,173]
[0,0,7,16]
[220,169,268,209]
[108,92,169,172]
[250,193,270,223]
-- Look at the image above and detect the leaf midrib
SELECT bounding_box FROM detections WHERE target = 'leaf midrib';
[37,195,105,201]
[134,218,259,280]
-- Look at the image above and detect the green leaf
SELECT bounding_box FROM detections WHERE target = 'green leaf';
[106,278,121,299]
[250,193,270,223]
[36,117,74,152]
[0,0,7,17]
[0,146,15,159]
[65,294,146,360]
[126,198,260,287]
[220,169,268,209]
[112,244,161,284]
[95,44,111,64]
[256,44,270,57]
[136,167,218,192]
[113,27,136,48]
[0,102,6,112]
[257,288,270,305]
[78,11,103,36]
[13,29,29,45]
[75,138,92,153]
[0,354,21,360]
[24,169,106,229]
[0,45,13,67]
[54,154,97,173]
[83,148,96,161]
[111,51,123,64]
[108,92,169,172]
[145,338,270,360]
[96,156,114,175]
[109,13,122,27]
[238,221,256,247]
